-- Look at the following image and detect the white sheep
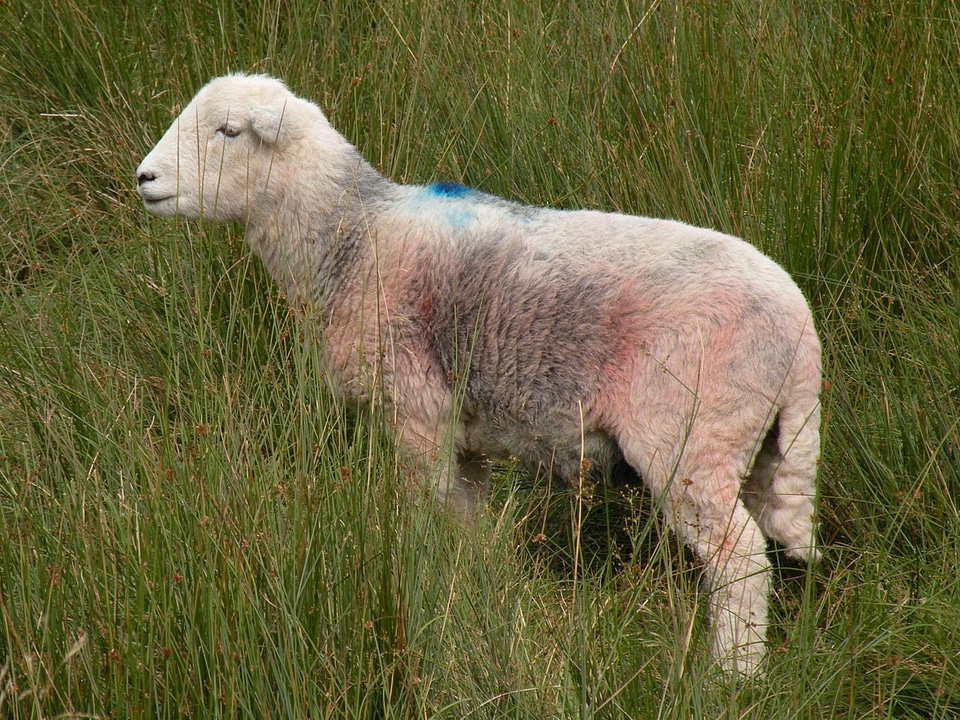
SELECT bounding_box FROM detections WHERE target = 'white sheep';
[136,73,822,675]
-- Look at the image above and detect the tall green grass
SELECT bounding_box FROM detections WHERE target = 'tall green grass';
[1,0,958,717]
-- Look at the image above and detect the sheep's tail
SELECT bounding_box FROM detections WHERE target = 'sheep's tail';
[744,327,822,562]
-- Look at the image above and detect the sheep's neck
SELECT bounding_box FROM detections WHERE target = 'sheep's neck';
[247,160,400,398]
[244,156,373,296]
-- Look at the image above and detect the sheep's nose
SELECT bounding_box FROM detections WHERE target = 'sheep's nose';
[137,171,156,186]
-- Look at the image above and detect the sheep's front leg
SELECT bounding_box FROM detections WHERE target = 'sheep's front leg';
[394,416,488,518]
[453,451,492,515]
[430,451,490,519]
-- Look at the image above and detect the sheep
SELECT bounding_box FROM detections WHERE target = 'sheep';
[136,73,822,675]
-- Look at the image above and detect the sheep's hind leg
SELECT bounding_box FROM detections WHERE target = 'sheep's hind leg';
[697,495,770,675]
[622,440,771,674]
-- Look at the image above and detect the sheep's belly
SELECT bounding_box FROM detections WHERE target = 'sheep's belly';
[461,413,634,485]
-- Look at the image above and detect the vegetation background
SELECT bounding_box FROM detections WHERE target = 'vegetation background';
[1,0,958,717]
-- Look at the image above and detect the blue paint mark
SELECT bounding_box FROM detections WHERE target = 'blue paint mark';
[427,181,471,198]
[414,182,479,229]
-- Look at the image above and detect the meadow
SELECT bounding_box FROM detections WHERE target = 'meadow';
[1,0,959,717]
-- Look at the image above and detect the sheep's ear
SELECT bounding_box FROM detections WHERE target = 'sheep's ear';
[249,104,287,146]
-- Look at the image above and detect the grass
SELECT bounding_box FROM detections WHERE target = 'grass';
[1,0,959,717]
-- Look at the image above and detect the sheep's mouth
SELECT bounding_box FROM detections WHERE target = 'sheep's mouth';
[140,195,180,217]
[139,187,172,199]
[137,183,175,204]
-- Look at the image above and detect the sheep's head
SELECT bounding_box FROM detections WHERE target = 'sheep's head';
[136,74,314,223]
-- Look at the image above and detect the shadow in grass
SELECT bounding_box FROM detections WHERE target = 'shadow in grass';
[502,456,688,583]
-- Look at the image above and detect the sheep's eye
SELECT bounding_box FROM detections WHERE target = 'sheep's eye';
[215,124,241,138]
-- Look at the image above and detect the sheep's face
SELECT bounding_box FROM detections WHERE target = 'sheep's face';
[136,76,297,223]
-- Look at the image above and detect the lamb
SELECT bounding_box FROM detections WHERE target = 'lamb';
[136,73,822,675]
